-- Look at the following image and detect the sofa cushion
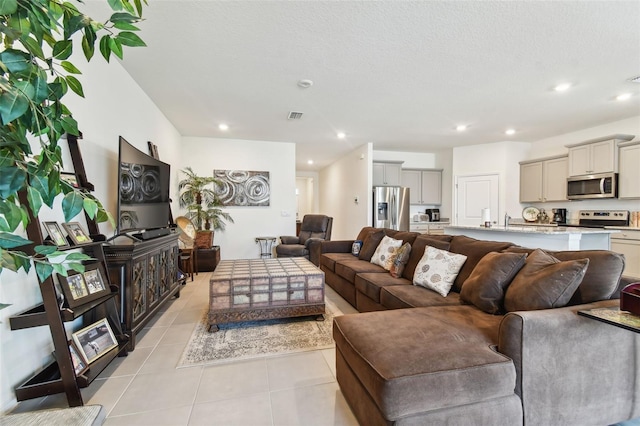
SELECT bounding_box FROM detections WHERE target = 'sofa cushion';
[389,242,412,278]
[460,252,528,314]
[449,236,514,293]
[320,253,353,274]
[336,259,386,283]
[355,227,378,242]
[402,234,453,282]
[504,247,625,305]
[333,306,516,419]
[370,236,403,270]
[504,249,589,312]
[358,229,385,261]
[413,246,468,297]
[355,273,409,303]
[381,284,461,309]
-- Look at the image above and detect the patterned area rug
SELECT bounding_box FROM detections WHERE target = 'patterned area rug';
[177,299,342,368]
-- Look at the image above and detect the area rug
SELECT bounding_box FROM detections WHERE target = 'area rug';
[177,299,342,368]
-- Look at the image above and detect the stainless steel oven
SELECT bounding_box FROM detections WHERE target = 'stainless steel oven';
[567,172,618,200]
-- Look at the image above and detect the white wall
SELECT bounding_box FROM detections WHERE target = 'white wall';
[179,138,296,259]
[0,54,181,411]
[318,144,372,240]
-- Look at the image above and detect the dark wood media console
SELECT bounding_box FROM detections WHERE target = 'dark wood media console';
[103,233,182,350]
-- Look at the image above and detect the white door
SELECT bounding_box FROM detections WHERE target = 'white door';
[455,174,500,226]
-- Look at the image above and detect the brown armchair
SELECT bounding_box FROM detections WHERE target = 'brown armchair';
[276,215,333,265]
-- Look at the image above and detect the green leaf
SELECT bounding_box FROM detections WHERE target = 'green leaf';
[21,36,45,59]
[30,174,56,207]
[65,252,92,261]
[0,166,26,198]
[0,232,31,249]
[109,12,139,23]
[62,191,84,221]
[61,115,79,135]
[14,80,35,101]
[107,0,122,11]
[65,75,84,97]
[134,0,143,17]
[26,186,43,217]
[83,197,98,219]
[1,249,18,272]
[13,251,32,273]
[35,262,54,281]
[52,40,72,60]
[0,0,18,14]
[0,201,24,231]
[116,31,145,47]
[99,35,111,62]
[67,262,85,273]
[0,49,30,73]
[0,216,9,232]
[109,37,123,59]
[0,88,29,125]
[30,72,49,103]
[34,245,58,255]
[64,13,88,39]
[113,21,139,31]
[60,61,82,74]
[51,262,67,276]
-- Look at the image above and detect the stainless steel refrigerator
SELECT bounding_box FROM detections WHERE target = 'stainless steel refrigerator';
[372,186,410,231]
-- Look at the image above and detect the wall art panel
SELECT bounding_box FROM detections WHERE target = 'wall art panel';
[213,170,270,206]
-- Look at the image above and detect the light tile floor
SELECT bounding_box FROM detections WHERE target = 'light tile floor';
[10,271,360,425]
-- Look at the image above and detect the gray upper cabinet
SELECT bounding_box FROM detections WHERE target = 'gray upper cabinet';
[619,141,640,199]
[401,169,442,205]
[519,155,567,203]
[566,134,634,177]
[373,162,403,186]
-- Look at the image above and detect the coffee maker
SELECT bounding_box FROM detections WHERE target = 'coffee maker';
[552,208,567,225]
[425,208,440,222]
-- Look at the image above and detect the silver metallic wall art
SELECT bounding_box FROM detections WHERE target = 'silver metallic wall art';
[213,170,270,206]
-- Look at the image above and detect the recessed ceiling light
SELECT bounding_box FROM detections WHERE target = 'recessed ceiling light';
[337,132,346,139]
[505,129,516,135]
[218,123,229,131]
[456,125,467,132]
[628,75,640,83]
[297,79,313,89]
[616,93,632,101]
[307,160,314,165]
[554,83,571,92]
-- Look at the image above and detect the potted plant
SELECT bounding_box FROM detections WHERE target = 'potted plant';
[178,167,233,247]
[0,0,147,286]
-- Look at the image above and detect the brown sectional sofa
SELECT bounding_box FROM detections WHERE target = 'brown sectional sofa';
[319,227,639,425]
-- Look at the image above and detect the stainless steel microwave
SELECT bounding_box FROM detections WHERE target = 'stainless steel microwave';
[567,172,618,200]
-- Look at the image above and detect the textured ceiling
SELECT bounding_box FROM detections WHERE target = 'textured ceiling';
[85,1,640,170]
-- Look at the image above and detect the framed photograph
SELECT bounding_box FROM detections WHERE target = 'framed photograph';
[58,263,110,308]
[62,222,92,245]
[69,341,88,375]
[72,318,118,364]
[43,221,70,249]
[60,171,79,188]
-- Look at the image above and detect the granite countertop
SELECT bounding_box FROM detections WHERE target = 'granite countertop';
[444,225,620,235]
[411,221,451,225]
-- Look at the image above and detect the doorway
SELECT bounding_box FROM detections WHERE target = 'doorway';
[454,174,500,226]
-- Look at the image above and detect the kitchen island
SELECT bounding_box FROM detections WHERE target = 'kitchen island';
[444,225,618,251]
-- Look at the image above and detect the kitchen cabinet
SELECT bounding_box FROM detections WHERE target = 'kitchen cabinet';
[619,142,640,199]
[611,229,640,279]
[401,169,442,205]
[566,134,634,177]
[409,222,449,235]
[519,155,567,203]
[373,161,402,186]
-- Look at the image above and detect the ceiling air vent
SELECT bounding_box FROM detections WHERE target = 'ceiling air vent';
[629,75,640,83]
[288,111,304,120]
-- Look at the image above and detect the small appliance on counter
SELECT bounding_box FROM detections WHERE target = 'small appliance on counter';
[567,210,630,228]
[425,208,440,222]
[552,208,567,225]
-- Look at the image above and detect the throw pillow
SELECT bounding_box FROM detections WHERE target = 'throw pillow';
[358,229,385,261]
[504,249,589,312]
[370,236,403,270]
[459,252,527,314]
[389,242,412,278]
[413,246,468,297]
[351,240,363,256]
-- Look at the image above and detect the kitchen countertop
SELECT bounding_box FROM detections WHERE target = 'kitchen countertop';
[411,221,450,225]
[445,225,619,235]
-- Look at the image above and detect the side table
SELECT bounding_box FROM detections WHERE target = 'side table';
[196,246,221,272]
[578,307,640,333]
[255,236,276,258]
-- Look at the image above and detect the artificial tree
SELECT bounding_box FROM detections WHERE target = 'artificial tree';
[0,0,148,284]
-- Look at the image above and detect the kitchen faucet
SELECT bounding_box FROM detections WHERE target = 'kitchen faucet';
[504,213,511,227]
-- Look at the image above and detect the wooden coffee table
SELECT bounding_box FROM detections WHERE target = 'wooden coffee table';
[208,257,325,332]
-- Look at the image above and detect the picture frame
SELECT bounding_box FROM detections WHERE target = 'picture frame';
[58,263,111,308]
[60,171,79,188]
[62,222,92,245]
[72,318,118,365]
[43,221,70,249]
[69,341,88,375]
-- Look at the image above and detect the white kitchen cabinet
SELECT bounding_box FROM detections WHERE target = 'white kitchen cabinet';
[619,142,640,199]
[611,229,640,279]
[566,135,634,177]
[409,222,449,235]
[519,155,567,203]
[373,162,402,186]
[401,169,442,205]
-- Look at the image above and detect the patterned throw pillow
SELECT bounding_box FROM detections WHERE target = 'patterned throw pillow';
[389,243,412,278]
[413,246,468,297]
[370,236,403,270]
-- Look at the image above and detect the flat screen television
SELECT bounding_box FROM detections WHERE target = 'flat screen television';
[116,136,171,235]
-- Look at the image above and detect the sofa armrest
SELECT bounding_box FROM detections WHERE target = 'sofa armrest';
[320,240,354,254]
[498,299,640,425]
[280,236,300,244]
